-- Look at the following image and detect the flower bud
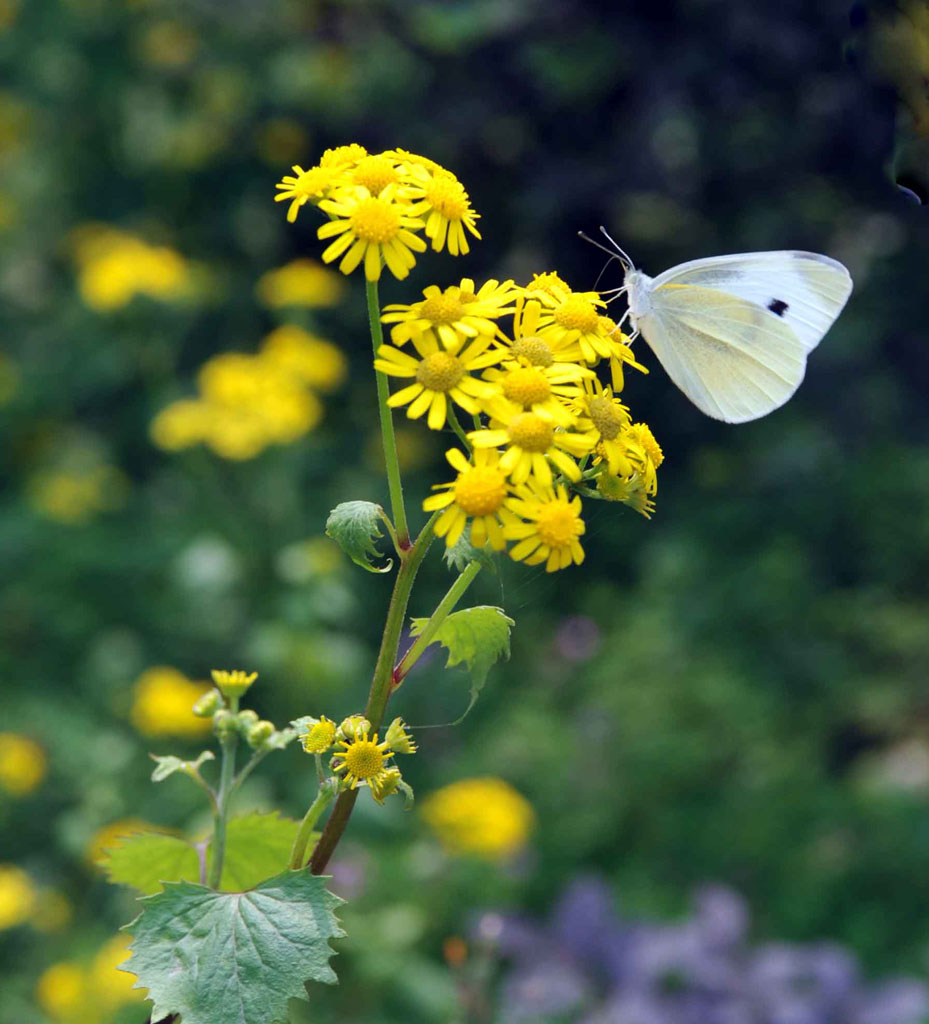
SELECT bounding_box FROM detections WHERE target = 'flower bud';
[237,709,259,729]
[337,715,371,741]
[369,767,403,805]
[385,717,417,754]
[192,689,222,718]
[247,720,275,749]
[212,709,237,739]
[211,669,258,700]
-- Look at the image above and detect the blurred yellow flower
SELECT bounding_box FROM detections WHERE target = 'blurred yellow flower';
[86,817,159,866]
[71,225,191,312]
[149,398,211,452]
[27,464,127,525]
[36,962,85,1018]
[129,666,211,738]
[0,732,46,796]
[255,258,345,309]
[0,864,35,929]
[421,778,534,859]
[0,352,19,405]
[89,934,142,1008]
[261,325,348,391]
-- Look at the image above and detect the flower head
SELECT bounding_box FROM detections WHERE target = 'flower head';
[211,669,257,700]
[332,728,394,790]
[255,259,345,309]
[130,667,211,737]
[421,777,534,859]
[574,378,634,476]
[385,717,417,754]
[300,716,337,755]
[375,331,501,430]
[504,482,586,572]
[423,447,517,550]
[317,186,427,281]
[407,167,481,255]
[369,767,404,805]
[274,163,347,223]
[0,734,46,797]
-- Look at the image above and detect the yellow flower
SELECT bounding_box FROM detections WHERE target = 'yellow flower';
[260,325,347,392]
[332,728,394,789]
[406,167,481,255]
[381,279,519,351]
[423,447,516,550]
[90,934,143,1009]
[274,162,350,223]
[0,732,46,796]
[300,716,337,755]
[317,185,426,281]
[469,409,593,487]
[255,258,345,309]
[150,399,211,452]
[211,668,257,699]
[27,465,127,525]
[524,270,572,299]
[369,767,404,805]
[36,962,85,1018]
[319,143,368,167]
[129,667,211,737]
[0,864,36,930]
[504,297,584,368]
[596,313,648,390]
[481,361,589,427]
[504,482,586,572]
[421,777,534,859]
[624,421,664,495]
[574,379,634,476]
[375,332,501,430]
[347,153,405,196]
[384,717,417,754]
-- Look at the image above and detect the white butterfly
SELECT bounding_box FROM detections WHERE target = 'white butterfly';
[585,230,853,423]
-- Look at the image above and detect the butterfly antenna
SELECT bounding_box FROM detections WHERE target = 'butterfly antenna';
[578,230,621,261]
[598,226,635,270]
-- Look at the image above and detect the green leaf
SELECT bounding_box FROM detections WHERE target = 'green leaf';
[211,812,303,892]
[150,749,215,783]
[123,869,345,1024]
[325,500,393,573]
[102,814,308,895]
[442,528,496,574]
[102,832,202,895]
[409,605,514,722]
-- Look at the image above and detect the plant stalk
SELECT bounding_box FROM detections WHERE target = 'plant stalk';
[207,729,238,889]
[290,780,338,869]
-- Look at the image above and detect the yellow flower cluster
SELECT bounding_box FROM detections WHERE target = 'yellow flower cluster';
[36,934,144,1024]
[150,325,346,460]
[129,666,212,738]
[27,463,127,525]
[421,777,534,859]
[275,145,480,279]
[379,275,663,570]
[70,224,191,312]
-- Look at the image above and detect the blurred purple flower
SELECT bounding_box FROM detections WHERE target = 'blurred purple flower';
[554,615,602,662]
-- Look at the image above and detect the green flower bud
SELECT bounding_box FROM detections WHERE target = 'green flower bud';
[237,709,259,729]
[384,717,417,754]
[247,720,275,748]
[369,767,403,805]
[192,689,222,718]
[337,715,371,741]
[212,708,237,739]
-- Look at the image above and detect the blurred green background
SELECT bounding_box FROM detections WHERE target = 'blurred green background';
[2,0,929,1021]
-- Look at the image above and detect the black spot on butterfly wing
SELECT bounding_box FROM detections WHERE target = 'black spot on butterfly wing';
[767,299,789,317]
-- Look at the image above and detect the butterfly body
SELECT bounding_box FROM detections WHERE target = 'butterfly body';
[619,250,853,423]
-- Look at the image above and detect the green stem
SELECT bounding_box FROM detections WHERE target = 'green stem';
[446,405,471,452]
[367,279,409,547]
[309,511,439,875]
[394,559,483,685]
[289,779,338,869]
[207,730,238,889]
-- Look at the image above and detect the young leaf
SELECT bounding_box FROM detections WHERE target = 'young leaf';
[150,750,215,783]
[325,500,393,573]
[210,812,303,892]
[123,869,345,1024]
[101,832,202,895]
[442,528,496,574]
[409,605,514,722]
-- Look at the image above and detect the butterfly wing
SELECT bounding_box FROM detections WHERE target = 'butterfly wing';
[650,251,852,353]
[635,283,809,423]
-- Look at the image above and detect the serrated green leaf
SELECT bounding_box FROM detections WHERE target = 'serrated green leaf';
[210,812,303,892]
[102,832,203,895]
[410,605,514,723]
[150,749,215,783]
[123,869,345,1024]
[102,814,308,895]
[442,528,497,574]
[325,500,393,573]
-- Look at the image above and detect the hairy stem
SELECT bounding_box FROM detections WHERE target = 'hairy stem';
[393,559,483,685]
[289,779,338,869]
[367,278,409,546]
[310,512,439,874]
[207,728,238,889]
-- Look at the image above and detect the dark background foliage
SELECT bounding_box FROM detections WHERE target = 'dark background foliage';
[2,0,928,1021]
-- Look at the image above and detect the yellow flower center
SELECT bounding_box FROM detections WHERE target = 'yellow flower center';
[293,166,335,198]
[527,272,570,297]
[416,351,465,392]
[419,290,465,325]
[535,500,582,548]
[302,720,336,754]
[631,423,664,466]
[511,335,554,367]
[502,367,551,407]
[424,175,469,219]
[351,155,399,195]
[454,466,508,515]
[587,396,627,440]
[343,739,385,780]
[349,197,401,243]
[320,144,367,167]
[554,295,599,333]
[507,412,554,452]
